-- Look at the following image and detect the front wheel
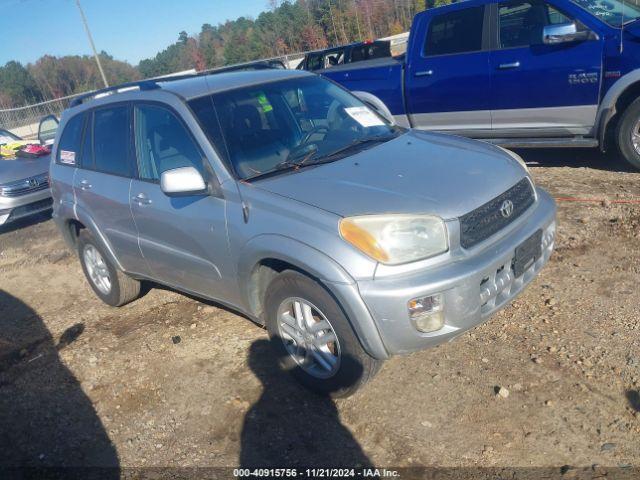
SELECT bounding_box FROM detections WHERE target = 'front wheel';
[264,271,382,398]
[616,97,640,170]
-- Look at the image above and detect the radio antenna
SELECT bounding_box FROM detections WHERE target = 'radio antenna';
[621,0,626,53]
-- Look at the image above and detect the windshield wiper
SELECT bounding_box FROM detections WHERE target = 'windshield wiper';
[276,145,319,170]
[244,134,398,182]
[243,147,319,181]
[304,134,398,165]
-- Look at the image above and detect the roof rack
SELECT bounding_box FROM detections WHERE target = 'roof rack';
[69,59,286,108]
[69,80,160,107]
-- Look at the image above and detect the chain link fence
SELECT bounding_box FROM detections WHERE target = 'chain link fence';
[0,36,409,140]
[0,93,83,139]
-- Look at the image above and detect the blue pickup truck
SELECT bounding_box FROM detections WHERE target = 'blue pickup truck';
[321,0,640,170]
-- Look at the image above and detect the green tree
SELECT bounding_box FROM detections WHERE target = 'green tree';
[0,61,42,107]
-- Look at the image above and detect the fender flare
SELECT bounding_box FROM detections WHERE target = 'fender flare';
[237,234,356,288]
[596,69,640,144]
[237,234,389,359]
[71,204,125,272]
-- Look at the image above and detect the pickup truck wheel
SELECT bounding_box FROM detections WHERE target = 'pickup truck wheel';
[264,271,381,397]
[616,97,640,170]
[77,230,141,307]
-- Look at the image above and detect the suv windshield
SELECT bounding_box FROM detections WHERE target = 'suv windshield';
[190,76,402,180]
[570,0,640,26]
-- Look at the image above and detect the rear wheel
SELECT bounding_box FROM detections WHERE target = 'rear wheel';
[616,97,640,170]
[264,270,382,397]
[77,230,140,307]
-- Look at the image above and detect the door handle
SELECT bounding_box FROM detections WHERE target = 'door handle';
[79,180,92,191]
[415,70,434,77]
[497,61,521,70]
[132,193,152,206]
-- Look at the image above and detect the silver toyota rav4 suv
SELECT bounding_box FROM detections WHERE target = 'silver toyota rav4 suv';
[50,69,556,396]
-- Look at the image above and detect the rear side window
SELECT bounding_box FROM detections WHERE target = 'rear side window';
[306,53,323,71]
[92,105,133,177]
[56,113,85,166]
[133,104,204,181]
[424,7,485,56]
[351,42,391,62]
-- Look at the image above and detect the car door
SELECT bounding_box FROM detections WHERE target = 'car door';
[405,5,493,133]
[129,102,228,299]
[489,0,603,134]
[73,104,147,275]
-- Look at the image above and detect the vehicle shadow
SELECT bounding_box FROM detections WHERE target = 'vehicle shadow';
[626,390,640,412]
[0,210,52,235]
[240,338,373,468]
[514,148,637,173]
[0,289,119,475]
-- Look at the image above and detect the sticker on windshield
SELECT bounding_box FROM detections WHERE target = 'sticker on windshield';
[344,106,385,127]
[256,92,273,113]
[60,150,76,165]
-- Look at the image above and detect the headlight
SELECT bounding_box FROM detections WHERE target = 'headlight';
[498,146,529,173]
[339,214,448,265]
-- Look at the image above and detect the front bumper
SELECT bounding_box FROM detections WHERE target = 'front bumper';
[0,188,52,226]
[357,188,556,355]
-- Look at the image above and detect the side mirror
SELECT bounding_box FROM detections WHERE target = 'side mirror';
[160,167,207,196]
[38,114,59,146]
[543,22,591,45]
[352,91,396,126]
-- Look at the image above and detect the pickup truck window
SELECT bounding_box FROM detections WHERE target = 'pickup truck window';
[190,76,398,180]
[306,53,323,71]
[424,7,484,56]
[499,1,571,48]
[570,0,640,27]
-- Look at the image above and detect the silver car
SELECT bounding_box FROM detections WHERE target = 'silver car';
[49,69,556,396]
[0,129,52,226]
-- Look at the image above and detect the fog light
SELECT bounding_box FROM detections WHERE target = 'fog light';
[408,294,444,333]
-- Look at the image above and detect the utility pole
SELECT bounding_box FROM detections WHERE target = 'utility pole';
[328,0,340,46]
[354,1,362,39]
[75,0,109,88]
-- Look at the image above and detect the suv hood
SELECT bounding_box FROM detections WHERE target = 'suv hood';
[253,131,529,219]
[0,156,50,184]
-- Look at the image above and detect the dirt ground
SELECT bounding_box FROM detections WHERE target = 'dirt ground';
[0,148,639,477]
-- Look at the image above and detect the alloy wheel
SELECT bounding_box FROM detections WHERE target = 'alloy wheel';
[83,244,111,295]
[276,297,341,379]
[632,119,640,155]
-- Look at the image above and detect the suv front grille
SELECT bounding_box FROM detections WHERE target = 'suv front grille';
[459,178,535,249]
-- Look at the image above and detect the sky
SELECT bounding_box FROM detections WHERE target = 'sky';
[0,0,269,66]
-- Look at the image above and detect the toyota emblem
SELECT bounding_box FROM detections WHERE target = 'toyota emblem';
[500,200,514,218]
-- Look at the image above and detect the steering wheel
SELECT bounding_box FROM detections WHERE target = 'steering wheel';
[301,125,330,145]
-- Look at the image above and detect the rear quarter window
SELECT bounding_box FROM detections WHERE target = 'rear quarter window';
[56,113,85,166]
[424,7,485,56]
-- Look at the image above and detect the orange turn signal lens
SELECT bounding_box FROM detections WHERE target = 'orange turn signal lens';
[339,219,389,262]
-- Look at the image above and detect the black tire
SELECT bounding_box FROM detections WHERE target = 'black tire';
[264,270,382,398]
[77,229,140,307]
[616,97,640,170]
